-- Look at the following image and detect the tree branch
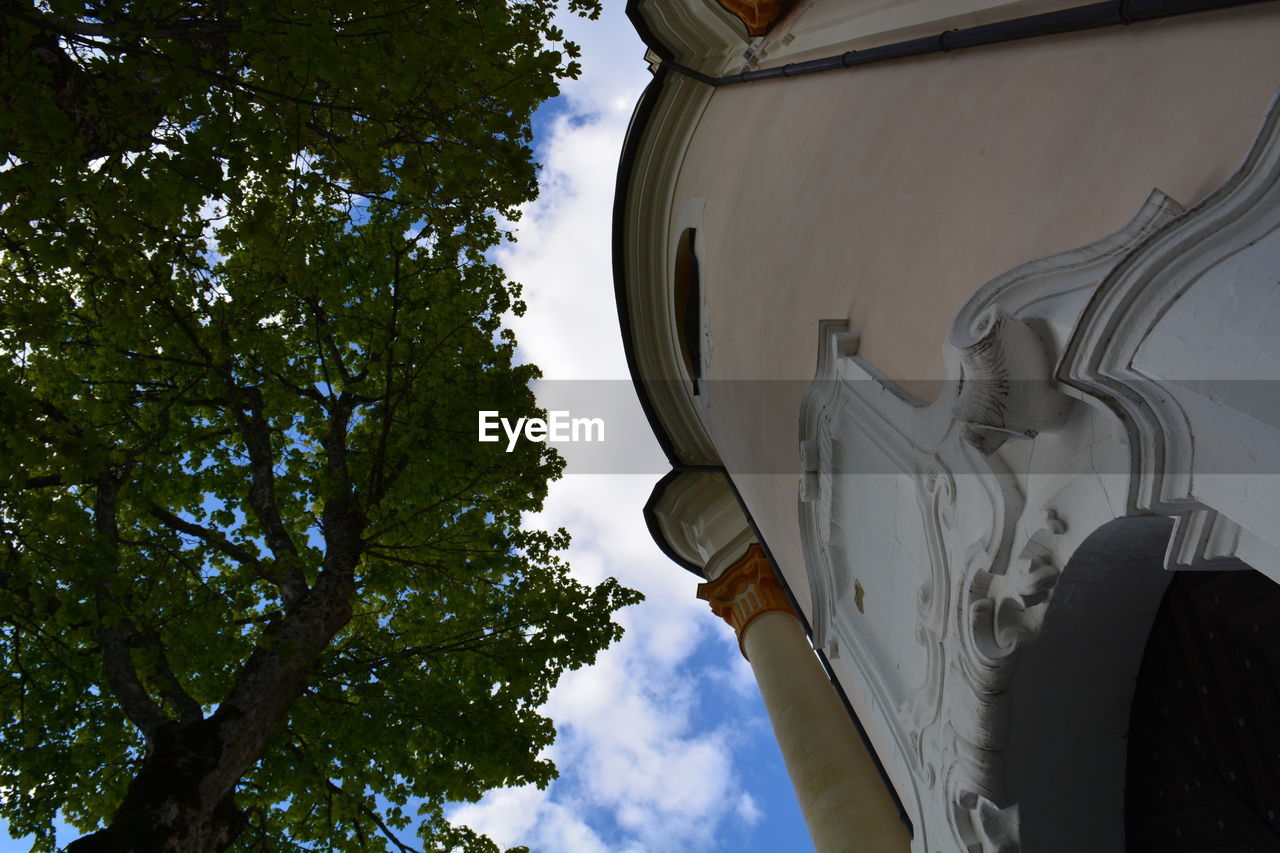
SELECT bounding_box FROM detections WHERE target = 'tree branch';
[219,378,308,609]
[147,504,264,574]
[93,472,168,738]
[136,628,203,724]
[366,252,403,505]
[287,734,424,853]
[23,474,65,488]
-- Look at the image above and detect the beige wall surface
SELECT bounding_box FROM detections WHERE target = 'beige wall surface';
[667,5,1280,633]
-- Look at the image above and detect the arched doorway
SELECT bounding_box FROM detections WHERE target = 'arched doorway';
[1125,566,1280,850]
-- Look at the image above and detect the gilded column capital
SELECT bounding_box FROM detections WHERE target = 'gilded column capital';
[716,0,796,37]
[697,545,796,657]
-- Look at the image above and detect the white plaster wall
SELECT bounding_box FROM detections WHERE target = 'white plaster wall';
[784,71,1280,848]
[666,4,1280,641]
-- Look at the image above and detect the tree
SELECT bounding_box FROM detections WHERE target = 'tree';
[0,1,637,850]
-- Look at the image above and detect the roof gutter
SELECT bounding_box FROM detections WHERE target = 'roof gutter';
[666,0,1276,87]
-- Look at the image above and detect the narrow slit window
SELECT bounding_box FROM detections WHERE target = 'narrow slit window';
[674,228,702,395]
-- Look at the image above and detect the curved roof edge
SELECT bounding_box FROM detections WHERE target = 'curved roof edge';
[625,0,675,62]
[610,38,913,825]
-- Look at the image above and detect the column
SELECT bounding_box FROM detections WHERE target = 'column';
[698,546,910,853]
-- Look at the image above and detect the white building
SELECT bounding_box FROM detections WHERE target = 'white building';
[614,1,1280,850]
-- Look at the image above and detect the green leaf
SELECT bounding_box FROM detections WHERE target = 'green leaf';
[0,1,620,850]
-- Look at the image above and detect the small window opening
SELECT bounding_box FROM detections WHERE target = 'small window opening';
[674,228,702,395]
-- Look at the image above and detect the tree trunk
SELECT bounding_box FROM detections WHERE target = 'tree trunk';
[69,481,363,851]
[66,719,248,853]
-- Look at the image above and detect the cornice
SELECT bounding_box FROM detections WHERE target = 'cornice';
[617,70,721,467]
[749,0,1083,68]
[628,0,751,76]
[648,471,755,579]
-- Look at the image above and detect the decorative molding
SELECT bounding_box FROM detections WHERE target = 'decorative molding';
[697,544,795,656]
[621,74,721,465]
[950,305,1070,452]
[946,190,1182,454]
[1062,92,1280,582]
[632,0,750,75]
[751,0,1097,69]
[954,792,1020,853]
[796,182,1200,851]
[650,470,755,579]
[966,502,1065,663]
[799,320,1022,851]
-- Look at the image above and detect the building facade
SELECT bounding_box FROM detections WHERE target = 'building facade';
[614,1,1280,850]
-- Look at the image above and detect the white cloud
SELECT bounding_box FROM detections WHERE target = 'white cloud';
[448,7,784,852]
[737,792,764,827]
[498,108,637,381]
[454,471,758,853]
[452,786,613,853]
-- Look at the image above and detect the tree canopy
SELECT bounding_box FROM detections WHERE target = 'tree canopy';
[0,2,636,851]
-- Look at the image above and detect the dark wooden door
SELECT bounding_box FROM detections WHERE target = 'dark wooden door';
[1126,568,1280,852]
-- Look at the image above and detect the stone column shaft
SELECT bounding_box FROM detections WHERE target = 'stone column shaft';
[698,546,910,853]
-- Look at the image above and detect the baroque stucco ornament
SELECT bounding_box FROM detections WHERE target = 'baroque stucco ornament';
[798,92,1280,851]
[697,544,794,656]
[1062,93,1280,582]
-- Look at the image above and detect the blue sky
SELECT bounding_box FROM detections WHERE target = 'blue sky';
[1,5,814,851]
[445,6,813,850]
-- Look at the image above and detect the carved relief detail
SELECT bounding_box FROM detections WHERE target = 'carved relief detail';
[797,94,1280,848]
[800,320,1021,850]
[697,544,794,656]
[954,791,1021,853]
[946,191,1180,456]
[968,522,1065,662]
[797,182,1189,851]
[951,306,1072,453]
